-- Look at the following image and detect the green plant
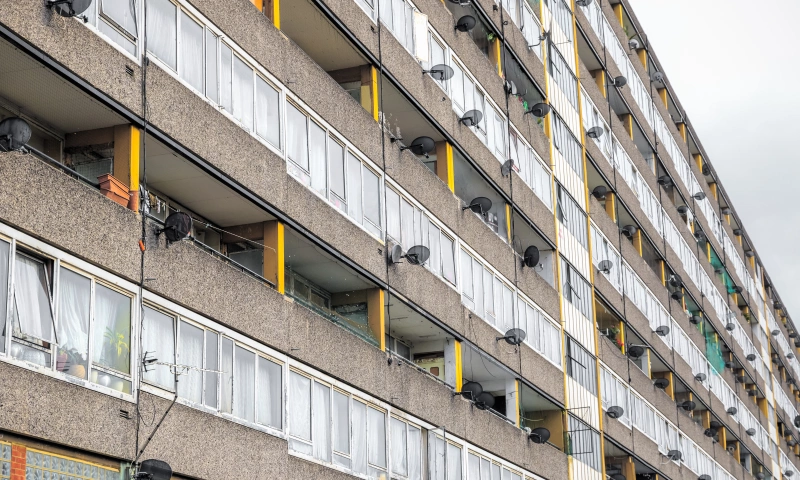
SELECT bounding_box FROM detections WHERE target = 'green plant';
[487,33,496,42]
[104,327,129,359]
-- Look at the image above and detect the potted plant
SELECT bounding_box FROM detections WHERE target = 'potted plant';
[103,327,130,373]
[57,347,87,379]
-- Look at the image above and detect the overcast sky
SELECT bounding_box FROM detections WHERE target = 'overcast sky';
[625,0,800,320]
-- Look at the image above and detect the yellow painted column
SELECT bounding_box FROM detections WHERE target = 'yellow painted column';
[505,204,512,243]
[636,49,647,71]
[706,242,711,263]
[653,371,674,400]
[694,153,703,172]
[367,289,386,351]
[360,66,379,122]
[613,4,624,25]
[620,114,633,139]
[657,88,667,108]
[758,397,768,417]
[605,192,617,221]
[709,183,718,200]
[434,141,455,192]
[489,39,503,77]
[264,0,280,29]
[618,320,626,354]
[621,457,635,480]
[678,123,687,143]
[454,340,463,391]
[263,221,285,293]
[593,69,607,98]
[113,125,141,211]
[633,229,643,257]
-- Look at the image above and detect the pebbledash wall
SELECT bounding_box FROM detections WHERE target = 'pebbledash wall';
[0,0,797,480]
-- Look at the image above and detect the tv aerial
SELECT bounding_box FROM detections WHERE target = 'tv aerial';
[0,117,31,152]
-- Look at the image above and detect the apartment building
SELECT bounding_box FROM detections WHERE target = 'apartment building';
[0,0,796,479]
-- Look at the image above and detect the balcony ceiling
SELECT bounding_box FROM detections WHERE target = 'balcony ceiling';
[284,229,373,293]
[0,38,125,136]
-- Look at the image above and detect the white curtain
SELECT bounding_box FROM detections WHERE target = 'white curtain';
[233,345,255,422]
[146,0,176,69]
[256,356,282,429]
[233,56,254,131]
[203,331,218,409]
[286,104,309,170]
[289,371,311,440]
[141,306,174,389]
[308,121,327,197]
[56,270,90,377]
[177,320,203,402]
[102,0,137,35]
[312,382,331,462]
[255,77,281,148]
[13,254,54,342]
[205,31,218,103]
[0,241,8,352]
[351,401,367,475]
[93,284,131,373]
[179,12,203,92]
[408,426,421,480]
[367,407,386,469]
[346,153,362,223]
[446,443,462,480]
[220,337,233,414]
[390,418,407,477]
[332,391,350,455]
[467,453,479,480]
[362,165,381,228]
[220,44,233,112]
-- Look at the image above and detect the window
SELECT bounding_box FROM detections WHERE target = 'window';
[0,241,8,354]
[561,257,592,320]
[547,43,577,109]
[99,0,138,54]
[233,56,255,131]
[146,0,177,68]
[178,12,204,92]
[390,417,422,480]
[177,320,204,403]
[556,183,587,248]
[287,103,310,176]
[23,449,119,480]
[551,114,583,179]
[547,0,574,42]
[12,252,55,346]
[517,296,562,367]
[142,306,175,390]
[205,30,218,103]
[429,437,462,480]
[567,415,600,471]
[426,34,447,91]
[565,336,596,395]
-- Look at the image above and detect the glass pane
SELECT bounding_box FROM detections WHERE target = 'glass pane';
[386,188,401,242]
[400,199,414,249]
[287,104,309,170]
[233,345,256,422]
[205,30,218,103]
[390,418,407,476]
[99,20,136,55]
[408,426,421,480]
[141,306,175,389]
[289,372,312,440]
[0,241,7,354]
[204,330,219,409]
[56,269,91,379]
[352,401,367,475]
[441,236,456,284]
[256,77,281,148]
[346,153,363,223]
[312,382,331,462]
[220,337,233,413]
[146,0,176,69]
[92,284,131,374]
[13,254,53,342]
[257,356,282,429]
[460,249,473,300]
[446,444,462,480]
[10,341,49,367]
[102,0,137,36]
[179,12,204,92]
[233,56,254,131]
[473,258,484,318]
[177,321,204,403]
[333,391,350,454]
[468,453,479,480]
[367,407,386,468]
[329,140,346,207]
[362,165,381,228]
[428,225,440,275]
[451,63,464,109]
[220,44,233,112]
[309,122,327,197]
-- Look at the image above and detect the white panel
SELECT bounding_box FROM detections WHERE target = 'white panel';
[559,223,590,280]
[567,377,599,429]
[547,77,581,138]
[563,302,595,355]
[552,150,585,210]
[570,461,602,480]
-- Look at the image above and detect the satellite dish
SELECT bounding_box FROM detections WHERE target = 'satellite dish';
[598,260,613,274]
[745,353,758,362]
[401,136,435,156]
[388,244,403,264]
[404,245,430,266]
[653,377,670,390]
[651,71,665,83]
[460,381,483,401]
[745,250,755,258]
[591,185,608,200]
[692,191,706,201]
[733,228,743,236]
[0,117,31,152]
[746,428,757,436]
[474,392,495,410]
[690,315,702,325]
[667,274,682,288]
[794,415,800,428]
[501,159,515,177]
[667,450,682,461]
[136,459,172,480]
[747,390,757,397]
[455,15,476,32]
[726,322,736,332]
[726,445,736,453]
[655,325,670,336]
[424,64,455,82]
[703,428,717,438]
[504,80,518,96]
[621,225,637,238]
[670,290,683,301]
[613,76,627,88]
[159,212,192,244]
[721,207,732,215]
[698,475,712,480]
[694,373,706,382]
[47,0,92,18]
[463,197,492,215]
[725,360,735,369]
[726,407,737,415]
[627,345,645,359]
[460,109,483,127]
[680,400,696,411]
[628,38,641,50]
[522,246,540,268]
[677,205,689,214]
[576,0,593,6]
[791,331,798,339]
[497,328,526,346]
[586,126,603,139]
[657,175,673,187]
[526,103,551,118]
[756,473,765,480]
[609,475,625,480]
[607,405,624,419]
[528,427,550,444]
[788,352,796,359]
